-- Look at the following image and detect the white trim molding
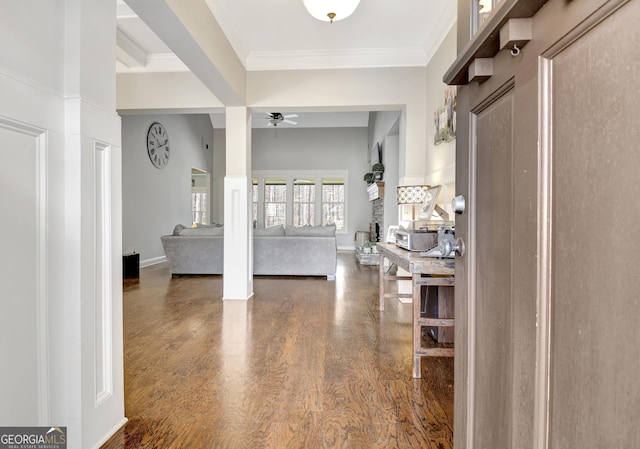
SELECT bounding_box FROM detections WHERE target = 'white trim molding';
[0,116,51,424]
[94,141,114,406]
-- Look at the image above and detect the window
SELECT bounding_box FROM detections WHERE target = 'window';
[322,178,345,230]
[264,178,287,228]
[253,171,348,232]
[293,178,315,226]
[472,0,501,34]
[191,172,209,225]
[191,193,208,225]
[252,179,258,228]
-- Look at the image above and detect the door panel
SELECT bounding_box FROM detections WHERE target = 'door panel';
[549,3,640,447]
[0,126,40,424]
[472,89,515,449]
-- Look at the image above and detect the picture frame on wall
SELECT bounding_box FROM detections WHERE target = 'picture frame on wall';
[434,86,457,145]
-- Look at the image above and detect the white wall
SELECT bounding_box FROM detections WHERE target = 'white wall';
[0,1,124,448]
[251,127,370,249]
[117,72,223,112]
[247,67,428,183]
[425,23,457,214]
[122,114,214,265]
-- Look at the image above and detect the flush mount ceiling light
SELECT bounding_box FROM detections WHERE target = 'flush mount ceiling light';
[303,0,361,23]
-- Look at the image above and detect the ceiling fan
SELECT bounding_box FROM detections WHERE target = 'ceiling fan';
[266,112,298,127]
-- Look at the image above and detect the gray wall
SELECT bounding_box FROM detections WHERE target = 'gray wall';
[367,111,401,239]
[251,126,371,249]
[212,128,371,249]
[122,114,213,265]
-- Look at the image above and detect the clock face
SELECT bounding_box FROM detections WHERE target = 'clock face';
[146,122,170,169]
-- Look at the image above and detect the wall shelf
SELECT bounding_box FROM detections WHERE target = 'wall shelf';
[443,0,545,85]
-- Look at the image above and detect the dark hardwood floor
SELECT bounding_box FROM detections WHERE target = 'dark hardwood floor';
[101,251,453,449]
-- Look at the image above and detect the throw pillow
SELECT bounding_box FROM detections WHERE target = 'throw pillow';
[178,225,224,236]
[173,224,187,235]
[284,224,336,237]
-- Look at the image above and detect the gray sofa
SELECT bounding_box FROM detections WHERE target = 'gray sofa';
[160,224,337,280]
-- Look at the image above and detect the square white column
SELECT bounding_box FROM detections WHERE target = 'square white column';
[223,107,254,300]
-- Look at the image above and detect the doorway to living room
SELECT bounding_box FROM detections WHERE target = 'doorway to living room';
[191,168,211,226]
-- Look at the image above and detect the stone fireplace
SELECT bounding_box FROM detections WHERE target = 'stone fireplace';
[370,198,384,242]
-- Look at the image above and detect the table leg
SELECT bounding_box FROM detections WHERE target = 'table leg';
[412,273,422,378]
[378,252,385,311]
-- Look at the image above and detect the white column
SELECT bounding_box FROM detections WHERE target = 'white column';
[223,107,254,300]
[63,1,126,447]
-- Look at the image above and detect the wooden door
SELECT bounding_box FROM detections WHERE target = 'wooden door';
[471,87,516,449]
[452,0,640,447]
[546,3,640,447]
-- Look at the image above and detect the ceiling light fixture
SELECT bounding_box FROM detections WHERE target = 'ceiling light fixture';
[302,0,361,23]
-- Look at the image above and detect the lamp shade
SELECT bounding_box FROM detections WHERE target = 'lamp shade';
[303,0,361,22]
[397,185,431,205]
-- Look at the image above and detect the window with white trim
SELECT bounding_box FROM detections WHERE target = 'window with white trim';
[252,178,258,227]
[264,177,287,228]
[252,171,348,232]
[322,178,345,229]
[293,177,315,226]
[191,193,208,225]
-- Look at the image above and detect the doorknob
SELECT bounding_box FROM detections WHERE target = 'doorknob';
[452,195,466,214]
[439,237,466,258]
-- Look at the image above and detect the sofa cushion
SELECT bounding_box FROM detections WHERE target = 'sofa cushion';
[284,224,336,237]
[254,225,285,236]
[177,225,224,236]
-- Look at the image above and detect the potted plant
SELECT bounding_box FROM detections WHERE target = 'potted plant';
[372,163,385,181]
[363,172,374,185]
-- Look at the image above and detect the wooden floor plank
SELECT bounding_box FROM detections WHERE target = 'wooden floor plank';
[101,252,453,449]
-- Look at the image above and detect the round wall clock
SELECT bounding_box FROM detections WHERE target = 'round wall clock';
[146,122,170,168]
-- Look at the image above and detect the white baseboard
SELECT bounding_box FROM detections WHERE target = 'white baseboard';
[89,417,128,449]
[140,255,166,268]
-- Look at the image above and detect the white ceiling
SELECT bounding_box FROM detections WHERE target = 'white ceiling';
[116,0,456,126]
[204,0,456,71]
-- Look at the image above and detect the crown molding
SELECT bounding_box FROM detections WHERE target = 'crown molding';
[423,1,457,65]
[246,47,428,71]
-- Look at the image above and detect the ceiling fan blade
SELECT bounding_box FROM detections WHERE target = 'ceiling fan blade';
[283,119,298,125]
[283,114,298,119]
[266,122,274,127]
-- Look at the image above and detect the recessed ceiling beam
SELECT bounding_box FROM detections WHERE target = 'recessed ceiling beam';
[116,28,147,68]
[125,0,246,106]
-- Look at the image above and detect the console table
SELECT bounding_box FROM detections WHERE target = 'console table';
[377,242,455,378]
